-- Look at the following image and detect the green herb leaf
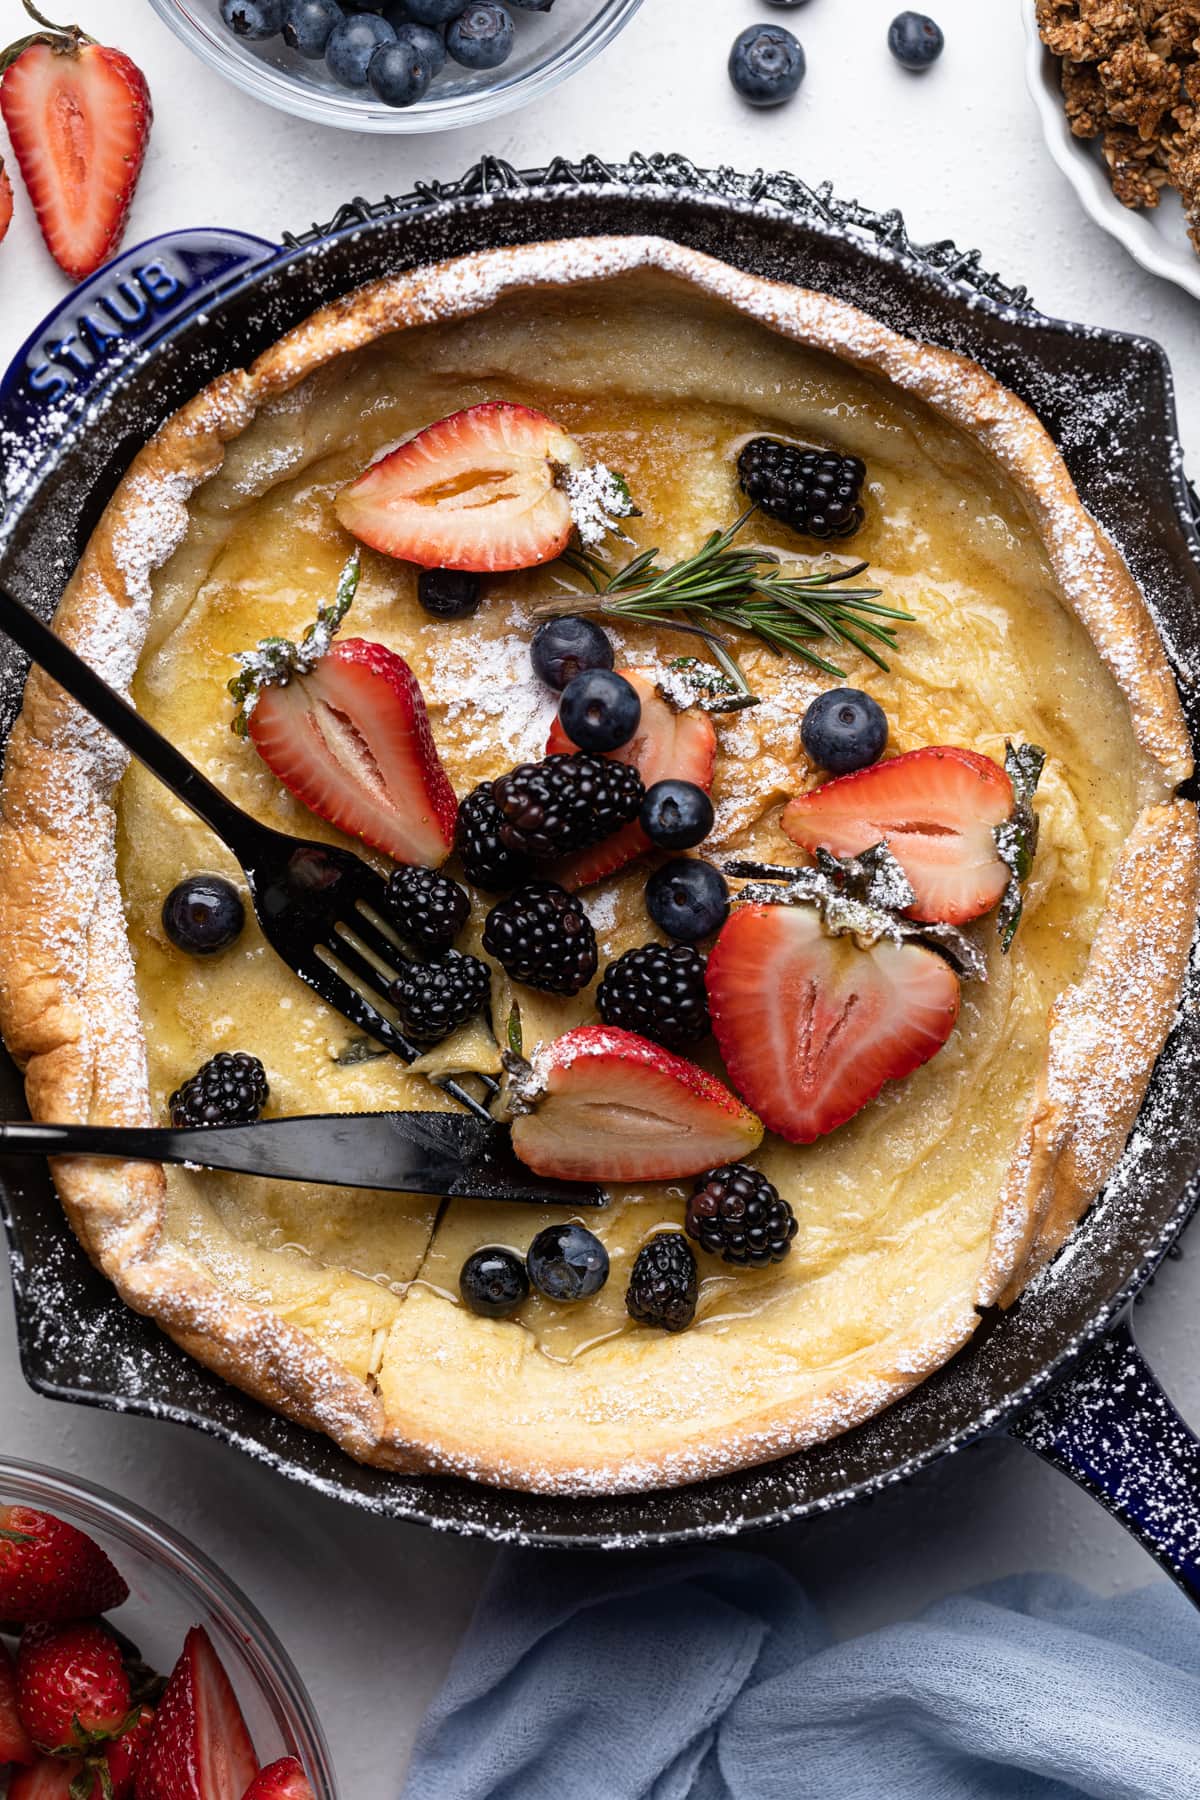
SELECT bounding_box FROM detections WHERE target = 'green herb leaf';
[543,510,911,703]
[995,741,1047,951]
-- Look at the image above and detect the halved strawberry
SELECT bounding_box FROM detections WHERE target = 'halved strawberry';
[0,1637,33,1765]
[781,745,1015,925]
[246,638,457,867]
[0,157,13,244]
[510,1025,763,1181]
[0,1505,128,1626]
[242,1760,315,1800]
[134,1628,257,1800]
[707,903,960,1143]
[335,403,583,572]
[546,671,717,889]
[0,9,151,283]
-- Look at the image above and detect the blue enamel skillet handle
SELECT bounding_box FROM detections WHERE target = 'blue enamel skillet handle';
[1008,1315,1200,1605]
[0,228,278,503]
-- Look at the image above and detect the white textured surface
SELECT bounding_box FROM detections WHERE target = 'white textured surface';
[1,0,1200,1793]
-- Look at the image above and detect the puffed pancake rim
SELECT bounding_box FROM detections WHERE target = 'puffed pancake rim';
[0,236,1195,1495]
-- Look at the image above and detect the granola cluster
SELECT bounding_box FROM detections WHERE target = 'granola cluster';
[1037,1,1200,245]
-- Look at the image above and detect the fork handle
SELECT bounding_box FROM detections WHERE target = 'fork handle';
[0,588,261,859]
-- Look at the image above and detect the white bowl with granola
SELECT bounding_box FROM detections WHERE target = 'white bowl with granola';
[1024,0,1200,301]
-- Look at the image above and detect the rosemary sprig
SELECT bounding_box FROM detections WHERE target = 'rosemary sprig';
[540,509,913,707]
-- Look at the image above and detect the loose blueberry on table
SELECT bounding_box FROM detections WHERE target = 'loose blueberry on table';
[728,23,806,106]
[888,10,944,69]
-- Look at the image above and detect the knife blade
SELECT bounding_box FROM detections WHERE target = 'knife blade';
[0,1114,605,1208]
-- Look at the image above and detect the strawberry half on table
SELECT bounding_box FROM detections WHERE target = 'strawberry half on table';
[546,671,717,889]
[509,1024,764,1181]
[229,555,457,867]
[0,157,12,245]
[707,897,961,1145]
[782,743,1044,935]
[335,402,585,573]
[0,3,151,282]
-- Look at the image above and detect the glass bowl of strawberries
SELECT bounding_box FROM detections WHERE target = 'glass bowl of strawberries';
[0,1458,335,1798]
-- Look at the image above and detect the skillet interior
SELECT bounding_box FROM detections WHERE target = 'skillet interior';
[1,158,1198,1545]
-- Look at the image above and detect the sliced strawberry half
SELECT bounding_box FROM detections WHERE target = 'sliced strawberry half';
[134,1627,257,1800]
[0,15,152,283]
[0,157,13,244]
[510,1024,763,1181]
[335,402,583,572]
[781,745,1015,925]
[707,903,960,1144]
[546,670,717,889]
[246,637,457,867]
[242,1759,316,1800]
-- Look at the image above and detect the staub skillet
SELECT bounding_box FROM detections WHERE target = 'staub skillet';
[2,154,1200,1582]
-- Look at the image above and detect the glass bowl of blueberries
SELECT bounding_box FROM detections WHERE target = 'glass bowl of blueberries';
[147,0,644,129]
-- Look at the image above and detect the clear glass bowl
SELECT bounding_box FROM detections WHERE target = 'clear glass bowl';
[147,0,644,133]
[0,1459,336,1797]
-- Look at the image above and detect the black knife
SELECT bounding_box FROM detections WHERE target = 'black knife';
[0,1113,605,1208]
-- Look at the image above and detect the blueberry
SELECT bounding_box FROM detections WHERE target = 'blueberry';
[405,0,465,19]
[887,11,943,69]
[459,1246,530,1319]
[728,24,805,106]
[391,18,447,72]
[162,875,246,956]
[282,0,342,54]
[447,2,514,69]
[639,780,714,852]
[527,1223,609,1303]
[220,0,285,37]
[530,615,614,690]
[800,687,889,775]
[325,9,395,82]
[368,38,433,103]
[417,569,482,618]
[645,859,729,943]
[558,669,641,752]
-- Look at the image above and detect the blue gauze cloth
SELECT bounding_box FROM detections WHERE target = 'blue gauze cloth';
[400,1550,1200,1800]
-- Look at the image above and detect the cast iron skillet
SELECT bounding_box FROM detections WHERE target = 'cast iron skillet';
[2,155,1200,1580]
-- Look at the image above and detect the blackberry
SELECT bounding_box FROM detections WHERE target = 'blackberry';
[737,439,866,540]
[384,865,470,950]
[389,950,490,1043]
[597,943,710,1050]
[169,1052,269,1129]
[455,784,535,892]
[625,1233,698,1332]
[491,753,644,862]
[686,1164,798,1266]
[482,882,597,995]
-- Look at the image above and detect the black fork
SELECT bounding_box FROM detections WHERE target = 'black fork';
[0,589,497,1124]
